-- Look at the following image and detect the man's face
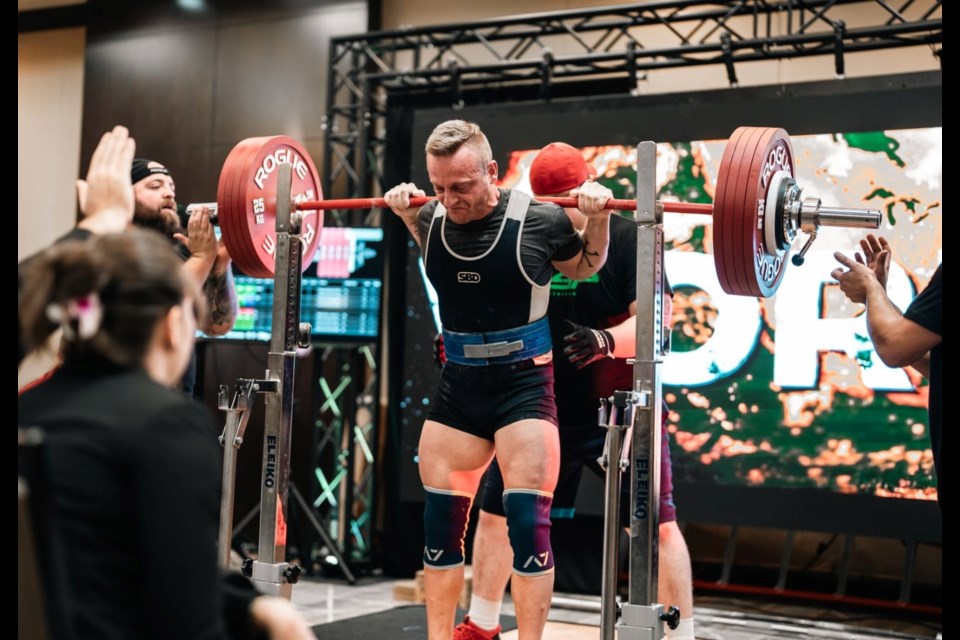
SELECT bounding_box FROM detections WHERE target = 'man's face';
[426,145,498,223]
[133,162,178,235]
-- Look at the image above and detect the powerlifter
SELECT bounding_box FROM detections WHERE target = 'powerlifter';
[385,120,613,640]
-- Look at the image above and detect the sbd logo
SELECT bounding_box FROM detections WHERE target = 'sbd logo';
[457,272,481,283]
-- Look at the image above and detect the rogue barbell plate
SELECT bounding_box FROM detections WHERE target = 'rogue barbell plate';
[218,139,262,275]
[217,136,324,277]
[215,142,248,271]
[730,127,767,296]
[220,140,258,273]
[231,139,275,274]
[716,126,762,296]
[745,128,794,297]
[713,127,794,297]
[714,126,754,295]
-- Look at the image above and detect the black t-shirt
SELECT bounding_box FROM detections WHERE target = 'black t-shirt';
[904,263,942,499]
[417,188,582,287]
[549,214,671,426]
[18,359,242,639]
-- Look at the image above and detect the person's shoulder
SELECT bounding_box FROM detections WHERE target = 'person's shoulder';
[57,228,96,245]
[97,369,204,417]
[417,199,440,226]
[20,368,211,438]
[140,387,215,438]
[609,213,637,250]
[526,195,567,221]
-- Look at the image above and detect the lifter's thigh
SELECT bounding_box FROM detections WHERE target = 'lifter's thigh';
[419,419,495,491]
[494,419,559,491]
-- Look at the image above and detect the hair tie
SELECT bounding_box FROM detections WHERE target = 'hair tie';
[45,293,103,340]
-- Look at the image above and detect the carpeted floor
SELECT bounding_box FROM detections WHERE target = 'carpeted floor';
[312,605,517,639]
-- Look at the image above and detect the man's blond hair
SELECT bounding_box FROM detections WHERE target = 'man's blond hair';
[425,120,493,165]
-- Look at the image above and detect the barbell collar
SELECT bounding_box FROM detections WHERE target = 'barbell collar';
[805,204,882,231]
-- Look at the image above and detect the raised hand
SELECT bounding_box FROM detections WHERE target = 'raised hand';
[831,251,883,304]
[77,125,137,234]
[856,234,892,290]
[174,206,218,266]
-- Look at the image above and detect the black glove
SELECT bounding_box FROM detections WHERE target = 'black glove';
[562,320,615,369]
[432,332,447,367]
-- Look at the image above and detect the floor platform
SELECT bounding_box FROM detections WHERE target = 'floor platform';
[294,576,941,639]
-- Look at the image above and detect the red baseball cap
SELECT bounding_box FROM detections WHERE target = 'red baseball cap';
[529,142,590,196]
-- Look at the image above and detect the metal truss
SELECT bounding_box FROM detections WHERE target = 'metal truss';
[310,345,379,568]
[322,0,941,204]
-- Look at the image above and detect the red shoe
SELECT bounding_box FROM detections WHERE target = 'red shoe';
[453,615,501,640]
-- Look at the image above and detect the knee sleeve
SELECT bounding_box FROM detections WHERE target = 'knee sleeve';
[503,489,554,576]
[423,487,473,569]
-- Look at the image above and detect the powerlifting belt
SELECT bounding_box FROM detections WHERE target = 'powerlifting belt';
[441,316,552,366]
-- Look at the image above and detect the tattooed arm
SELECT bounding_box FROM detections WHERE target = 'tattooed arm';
[553,180,612,280]
[171,206,237,335]
[200,244,239,336]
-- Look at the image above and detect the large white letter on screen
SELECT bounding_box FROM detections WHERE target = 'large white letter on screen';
[663,251,762,387]
[773,250,916,391]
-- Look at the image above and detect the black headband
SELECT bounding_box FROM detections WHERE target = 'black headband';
[130,158,170,184]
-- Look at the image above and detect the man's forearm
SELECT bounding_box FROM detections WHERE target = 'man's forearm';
[606,315,637,358]
[572,216,610,279]
[202,268,238,336]
[864,281,909,367]
[404,217,422,248]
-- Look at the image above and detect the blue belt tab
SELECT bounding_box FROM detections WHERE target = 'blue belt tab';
[442,317,552,366]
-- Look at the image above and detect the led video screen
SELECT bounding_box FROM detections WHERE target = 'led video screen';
[201,226,383,342]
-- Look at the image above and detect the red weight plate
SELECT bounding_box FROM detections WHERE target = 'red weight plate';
[742,128,794,297]
[225,140,266,274]
[215,143,249,272]
[711,129,740,294]
[264,136,323,272]
[717,126,759,295]
[728,127,767,296]
[238,137,324,277]
[714,127,757,295]
[714,127,794,297]
[217,139,261,275]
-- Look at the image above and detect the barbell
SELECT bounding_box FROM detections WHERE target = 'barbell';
[212,127,881,297]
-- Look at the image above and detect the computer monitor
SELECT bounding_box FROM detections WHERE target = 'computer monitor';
[203,226,383,343]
